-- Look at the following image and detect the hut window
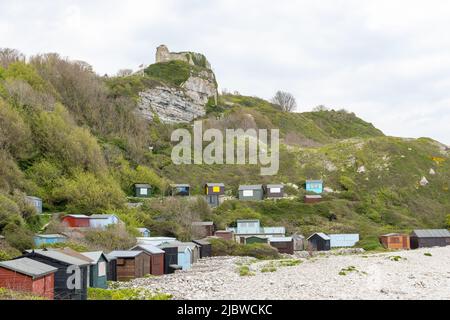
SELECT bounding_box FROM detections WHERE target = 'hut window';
[140,188,148,195]
[243,190,254,197]
[271,187,281,193]
[98,262,106,276]
[213,186,220,193]
[117,258,125,266]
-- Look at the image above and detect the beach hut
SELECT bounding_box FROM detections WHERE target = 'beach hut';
[264,184,284,199]
[134,184,152,198]
[238,185,264,201]
[245,236,268,244]
[81,252,109,289]
[131,245,165,276]
[182,242,200,264]
[170,184,190,196]
[192,239,212,258]
[292,234,306,251]
[379,233,410,250]
[410,229,450,249]
[191,221,215,238]
[269,237,294,254]
[307,233,331,251]
[204,183,225,207]
[227,220,286,243]
[176,245,193,270]
[25,196,43,214]
[105,254,117,282]
[304,195,323,204]
[214,230,234,241]
[305,180,323,194]
[89,214,122,229]
[0,258,57,299]
[107,251,146,281]
[61,215,91,228]
[137,228,151,237]
[158,245,179,274]
[33,234,67,247]
[21,249,90,300]
[329,234,360,248]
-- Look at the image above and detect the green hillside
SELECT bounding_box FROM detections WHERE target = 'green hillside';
[0,50,449,253]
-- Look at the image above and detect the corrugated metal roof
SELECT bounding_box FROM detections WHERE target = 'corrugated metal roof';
[0,258,57,279]
[238,185,263,190]
[27,249,90,266]
[269,237,293,242]
[131,245,164,254]
[48,248,94,264]
[412,229,450,238]
[108,251,143,258]
[307,233,330,240]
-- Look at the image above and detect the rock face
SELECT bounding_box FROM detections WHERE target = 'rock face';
[138,86,206,123]
[137,45,218,123]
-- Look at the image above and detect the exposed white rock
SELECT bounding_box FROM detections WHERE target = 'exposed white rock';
[357,165,366,173]
[429,168,436,175]
[420,176,429,186]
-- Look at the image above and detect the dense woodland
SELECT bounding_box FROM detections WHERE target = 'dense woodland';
[0,48,449,258]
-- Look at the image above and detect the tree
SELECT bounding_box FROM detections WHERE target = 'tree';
[271,91,297,112]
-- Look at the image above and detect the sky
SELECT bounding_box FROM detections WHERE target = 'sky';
[1,0,450,145]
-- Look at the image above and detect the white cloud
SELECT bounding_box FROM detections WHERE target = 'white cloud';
[0,0,449,144]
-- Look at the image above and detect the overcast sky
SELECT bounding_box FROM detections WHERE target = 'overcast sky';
[1,0,450,144]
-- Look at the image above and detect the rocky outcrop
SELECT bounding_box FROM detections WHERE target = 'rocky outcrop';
[137,45,218,123]
[138,86,206,123]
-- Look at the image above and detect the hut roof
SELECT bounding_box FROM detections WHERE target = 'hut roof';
[131,245,164,254]
[25,196,42,201]
[411,229,450,238]
[192,239,211,246]
[381,233,406,237]
[135,184,152,188]
[238,185,263,190]
[305,195,323,199]
[26,249,90,266]
[81,251,108,263]
[269,237,293,242]
[89,214,118,220]
[108,251,143,258]
[0,258,57,279]
[262,227,286,234]
[48,248,93,264]
[192,221,214,226]
[306,180,323,183]
[307,233,330,240]
[171,184,190,188]
[34,234,66,239]
[205,183,225,187]
[65,214,90,219]
[266,184,284,188]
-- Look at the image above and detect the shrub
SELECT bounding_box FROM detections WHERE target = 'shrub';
[88,287,172,300]
[144,61,191,86]
[52,171,125,214]
[356,236,384,251]
[0,250,13,261]
[209,238,280,260]
[238,265,255,277]
[38,241,88,252]
[3,223,34,251]
[83,224,136,251]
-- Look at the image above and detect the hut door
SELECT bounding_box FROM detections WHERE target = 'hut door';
[402,237,408,248]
